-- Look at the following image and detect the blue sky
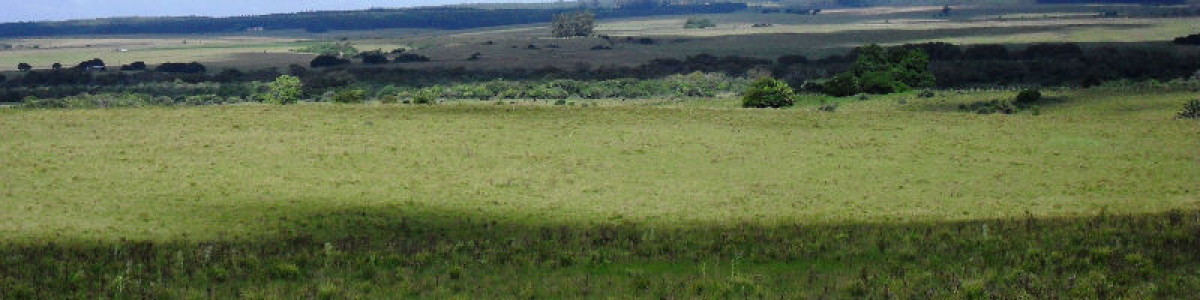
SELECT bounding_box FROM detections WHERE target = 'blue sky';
[5,0,556,22]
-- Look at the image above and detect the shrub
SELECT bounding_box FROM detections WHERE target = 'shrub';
[359,51,389,64]
[332,89,366,103]
[394,53,430,63]
[155,62,206,73]
[412,86,440,104]
[17,62,31,71]
[119,61,147,71]
[261,75,304,105]
[310,55,350,68]
[1014,89,1042,107]
[1178,98,1200,119]
[919,90,936,98]
[859,71,908,94]
[824,73,860,97]
[742,77,796,108]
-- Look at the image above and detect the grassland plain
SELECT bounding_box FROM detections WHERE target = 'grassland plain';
[0,86,1198,298]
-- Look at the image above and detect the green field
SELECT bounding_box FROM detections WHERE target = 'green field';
[2,86,1198,298]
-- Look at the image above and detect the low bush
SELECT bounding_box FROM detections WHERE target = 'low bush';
[742,77,796,108]
[1014,89,1042,107]
[823,73,860,97]
[332,89,366,103]
[1178,98,1200,119]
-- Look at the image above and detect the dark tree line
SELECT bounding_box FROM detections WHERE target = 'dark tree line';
[0,4,746,38]
[5,42,1198,102]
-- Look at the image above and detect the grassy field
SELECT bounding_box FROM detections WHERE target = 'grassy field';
[1,86,1198,297]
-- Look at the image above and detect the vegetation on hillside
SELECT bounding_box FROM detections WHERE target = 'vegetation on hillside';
[552,11,596,37]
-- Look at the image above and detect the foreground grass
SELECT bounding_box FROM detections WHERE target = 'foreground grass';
[1,88,1197,297]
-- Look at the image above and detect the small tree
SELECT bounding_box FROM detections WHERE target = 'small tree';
[262,75,304,105]
[552,11,596,38]
[742,77,796,108]
[51,63,62,70]
[17,63,31,71]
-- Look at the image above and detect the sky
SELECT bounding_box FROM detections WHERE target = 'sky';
[5,0,557,23]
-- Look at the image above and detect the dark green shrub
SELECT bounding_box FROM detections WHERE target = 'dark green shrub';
[332,89,366,103]
[394,54,430,63]
[1178,98,1200,119]
[310,55,350,68]
[1014,89,1042,107]
[412,87,440,104]
[742,77,796,108]
[859,71,908,94]
[823,73,860,97]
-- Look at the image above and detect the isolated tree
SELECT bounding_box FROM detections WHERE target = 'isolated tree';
[17,63,31,71]
[261,75,304,105]
[552,11,596,38]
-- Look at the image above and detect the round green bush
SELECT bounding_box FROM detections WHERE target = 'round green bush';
[742,77,796,108]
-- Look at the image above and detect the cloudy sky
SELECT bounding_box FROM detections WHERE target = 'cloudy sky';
[5,0,556,22]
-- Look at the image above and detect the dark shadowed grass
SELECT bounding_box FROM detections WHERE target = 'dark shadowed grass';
[3,205,1199,298]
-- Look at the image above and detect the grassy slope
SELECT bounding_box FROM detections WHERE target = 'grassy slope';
[1,87,1198,298]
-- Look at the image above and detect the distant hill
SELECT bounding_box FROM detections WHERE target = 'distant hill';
[0,3,747,38]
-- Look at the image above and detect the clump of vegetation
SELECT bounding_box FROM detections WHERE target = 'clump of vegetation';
[119,61,147,71]
[1013,89,1042,107]
[1173,33,1200,46]
[684,18,716,29]
[394,53,430,63]
[551,11,595,37]
[823,44,934,97]
[411,86,440,104]
[155,62,206,74]
[332,89,365,103]
[260,75,303,105]
[1178,98,1200,119]
[296,42,359,56]
[357,50,389,64]
[310,55,350,68]
[16,62,31,71]
[742,77,796,108]
[823,73,860,97]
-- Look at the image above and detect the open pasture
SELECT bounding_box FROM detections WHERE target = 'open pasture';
[1,87,1198,298]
